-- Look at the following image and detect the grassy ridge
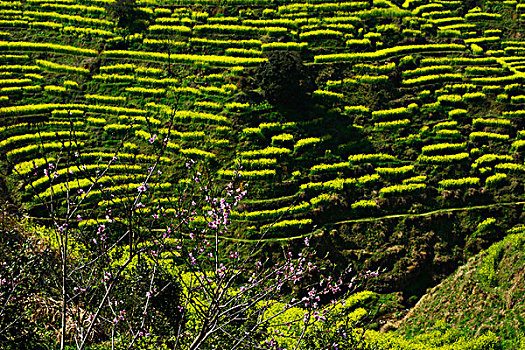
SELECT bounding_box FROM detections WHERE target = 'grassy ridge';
[396,225,525,348]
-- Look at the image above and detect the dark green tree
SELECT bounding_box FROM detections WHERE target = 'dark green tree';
[105,0,149,32]
[460,0,482,15]
[255,51,314,108]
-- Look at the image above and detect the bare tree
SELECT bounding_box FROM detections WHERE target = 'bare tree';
[2,104,374,350]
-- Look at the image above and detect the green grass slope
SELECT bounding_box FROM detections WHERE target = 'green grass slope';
[396,225,525,349]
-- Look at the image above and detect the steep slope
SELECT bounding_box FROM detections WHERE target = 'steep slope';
[0,0,525,301]
[396,225,525,348]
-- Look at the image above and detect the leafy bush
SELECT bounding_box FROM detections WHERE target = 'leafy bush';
[379,183,426,197]
[0,223,58,349]
[438,177,480,190]
[255,51,314,107]
[478,228,525,286]
[105,0,149,31]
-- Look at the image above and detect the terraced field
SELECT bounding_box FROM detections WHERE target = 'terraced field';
[2,0,525,304]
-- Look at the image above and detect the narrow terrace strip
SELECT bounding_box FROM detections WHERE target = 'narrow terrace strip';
[331,200,525,225]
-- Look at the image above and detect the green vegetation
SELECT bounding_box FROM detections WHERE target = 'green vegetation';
[1,0,525,347]
[397,225,525,349]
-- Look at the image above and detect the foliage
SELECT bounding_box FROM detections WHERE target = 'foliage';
[105,0,148,32]
[3,114,375,350]
[368,324,501,349]
[255,50,314,108]
[438,177,480,190]
[0,220,58,349]
[2,0,525,347]
[315,44,465,63]
[397,226,525,348]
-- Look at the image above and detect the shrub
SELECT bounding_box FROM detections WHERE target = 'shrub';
[348,153,398,164]
[438,177,480,189]
[295,137,321,151]
[469,132,509,142]
[485,173,507,189]
[351,199,378,209]
[472,154,513,169]
[255,51,314,107]
[418,153,470,164]
[376,165,414,179]
[478,228,525,287]
[379,183,426,197]
[105,0,149,31]
[421,142,467,155]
